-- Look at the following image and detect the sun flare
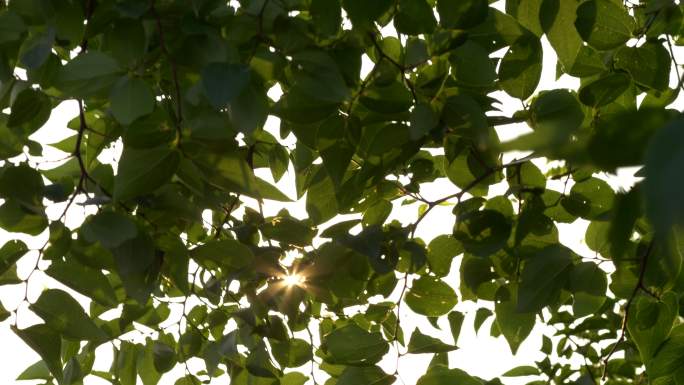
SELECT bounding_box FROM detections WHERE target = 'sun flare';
[282,273,306,287]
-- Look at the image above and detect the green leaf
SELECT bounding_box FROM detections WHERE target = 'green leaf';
[0,163,45,208]
[110,76,156,125]
[114,146,181,201]
[427,235,463,277]
[291,50,349,103]
[262,215,316,247]
[20,28,54,70]
[359,81,413,114]
[517,245,573,312]
[504,89,584,154]
[575,0,635,50]
[271,339,312,368]
[281,372,308,385]
[0,239,28,275]
[275,89,339,124]
[454,209,512,257]
[562,177,615,220]
[578,72,631,108]
[13,324,63,383]
[394,0,437,35]
[30,289,106,341]
[16,360,51,381]
[343,0,393,27]
[644,118,684,235]
[117,341,138,385]
[45,260,118,307]
[447,311,465,345]
[437,0,488,29]
[569,262,607,296]
[473,308,492,333]
[407,329,458,354]
[417,367,483,385]
[614,42,671,91]
[0,302,8,322]
[80,211,138,249]
[502,366,540,377]
[306,169,338,225]
[111,232,159,304]
[569,260,608,317]
[628,291,678,363]
[449,41,496,88]
[0,10,27,45]
[499,34,543,100]
[137,339,162,385]
[324,324,389,365]
[311,0,341,37]
[0,200,48,235]
[540,0,581,69]
[511,0,544,36]
[405,276,458,317]
[496,285,535,354]
[648,324,684,383]
[153,341,176,373]
[8,88,51,134]
[201,63,251,109]
[337,366,395,385]
[190,239,253,271]
[54,51,122,97]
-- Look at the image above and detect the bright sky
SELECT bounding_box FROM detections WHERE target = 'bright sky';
[1,2,681,384]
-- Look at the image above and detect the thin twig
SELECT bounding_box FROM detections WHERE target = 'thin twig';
[410,154,540,236]
[151,0,183,138]
[601,241,655,380]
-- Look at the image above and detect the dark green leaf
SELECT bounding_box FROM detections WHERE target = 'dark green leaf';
[111,232,159,304]
[517,245,573,312]
[152,341,176,373]
[0,239,28,276]
[502,366,540,377]
[496,285,535,354]
[575,0,635,50]
[30,289,106,341]
[110,76,156,125]
[45,260,118,307]
[578,72,631,108]
[55,51,122,97]
[407,329,458,354]
[628,291,678,363]
[394,0,437,35]
[499,35,543,100]
[437,0,488,29]
[271,339,312,368]
[114,146,181,201]
[449,41,496,88]
[201,63,251,109]
[80,211,137,249]
[614,42,671,91]
[417,367,483,385]
[405,276,458,317]
[447,311,465,345]
[427,235,463,277]
[324,324,389,365]
[337,366,395,385]
[13,325,63,383]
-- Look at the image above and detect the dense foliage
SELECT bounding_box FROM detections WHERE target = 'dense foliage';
[1,0,684,384]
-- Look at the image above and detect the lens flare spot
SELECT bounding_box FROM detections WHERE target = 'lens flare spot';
[282,273,305,287]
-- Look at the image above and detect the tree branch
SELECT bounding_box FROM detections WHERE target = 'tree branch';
[601,241,655,380]
[151,0,183,139]
[410,154,540,236]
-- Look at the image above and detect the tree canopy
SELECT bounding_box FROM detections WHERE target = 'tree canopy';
[1,0,684,384]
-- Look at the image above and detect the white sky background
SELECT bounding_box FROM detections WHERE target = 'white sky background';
[0,1,682,384]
